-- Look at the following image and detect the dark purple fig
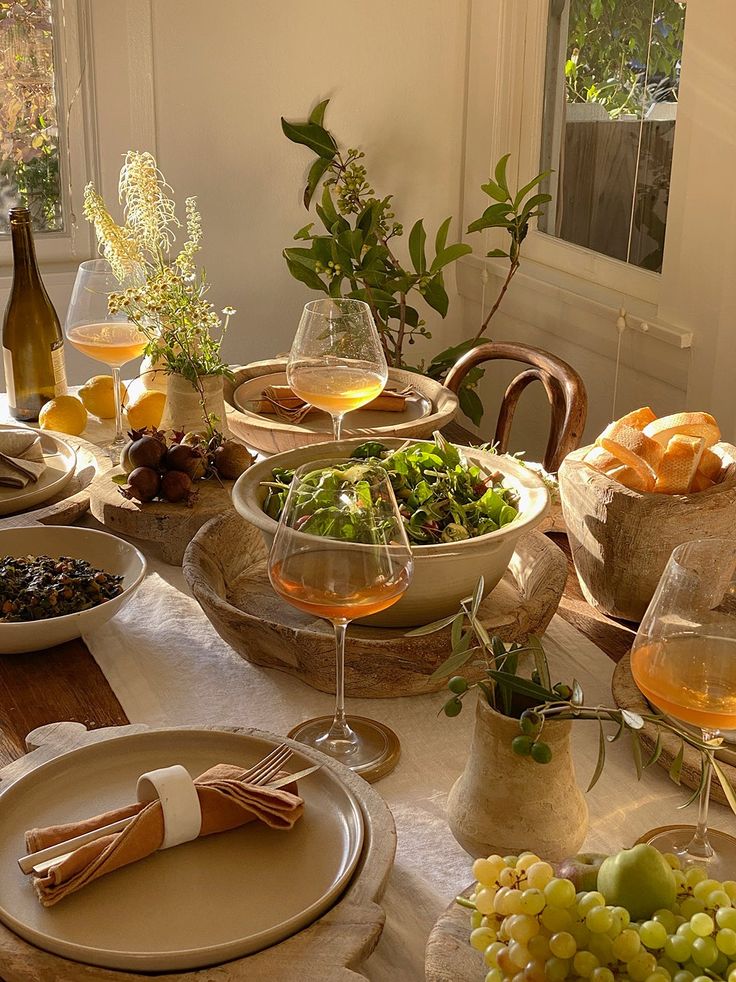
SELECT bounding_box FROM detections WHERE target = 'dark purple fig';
[212,440,253,480]
[129,435,166,470]
[160,469,193,504]
[164,443,206,480]
[126,466,160,502]
[120,440,135,475]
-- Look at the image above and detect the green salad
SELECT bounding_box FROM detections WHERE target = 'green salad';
[262,436,520,544]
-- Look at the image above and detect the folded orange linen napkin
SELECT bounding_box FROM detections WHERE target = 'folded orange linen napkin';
[0,429,46,488]
[25,763,303,907]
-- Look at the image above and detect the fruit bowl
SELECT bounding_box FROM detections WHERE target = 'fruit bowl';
[0,526,145,653]
[231,437,550,628]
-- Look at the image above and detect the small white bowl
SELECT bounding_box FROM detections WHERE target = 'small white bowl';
[232,438,549,627]
[0,527,146,653]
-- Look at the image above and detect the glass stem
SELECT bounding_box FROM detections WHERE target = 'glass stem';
[327,619,354,743]
[111,365,124,445]
[332,413,344,441]
[685,731,717,862]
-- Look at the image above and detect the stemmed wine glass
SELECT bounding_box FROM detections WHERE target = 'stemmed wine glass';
[287,298,388,441]
[630,538,736,876]
[268,459,413,779]
[65,260,147,461]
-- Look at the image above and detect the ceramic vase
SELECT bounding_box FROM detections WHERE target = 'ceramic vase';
[160,373,230,436]
[446,697,588,861]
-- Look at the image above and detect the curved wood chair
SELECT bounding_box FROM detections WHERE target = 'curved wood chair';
[444,341,587,472]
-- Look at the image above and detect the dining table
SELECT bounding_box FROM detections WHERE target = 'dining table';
[1,396,734,982]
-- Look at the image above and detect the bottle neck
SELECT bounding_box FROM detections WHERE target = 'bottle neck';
[10,219,42,288]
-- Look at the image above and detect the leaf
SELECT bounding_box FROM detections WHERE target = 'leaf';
[408,219,427,274]
[459,385,484,426]
[303,156,332,209]
[405,612,458,636]
[486,670,557,704]
[451,612,464,650]
[494,153,511,194]
[422,275,449,317]
[513,171,552,209]
[280,118,337,159]
[587,718,607,791]
[111,474,128,485]
[320,184,339,228]
[486,248,508,258]
[678,765,708,810]
[644,732,662,769]
[435,216,453,254]
[430,337,491,367]
[622,709,644,730]
[669,741,684,785]
[308,98,330,127]
[713,759,736,817]
[520,192,553,220]
[631,730,643,780]
[607,718,625,742]
[428,645,482,682]
[467,202,514,234]
[572,679,584,706]
[430,242,473,273]
[470,615,492,650]
[528,635,550,692]
[284,252,329,293]
[294,222,314,240]
[481,179,509,203]
[471,576,485,617]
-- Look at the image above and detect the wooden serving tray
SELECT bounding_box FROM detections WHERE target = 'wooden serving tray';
[425,886,481,982]
[183,512,568,698]
[0,432,109,530]
[0,721,395,982]
[612,653,736,807]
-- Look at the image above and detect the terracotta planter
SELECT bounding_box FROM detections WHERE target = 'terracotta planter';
[161,373,230,436]
[446,697,588,861]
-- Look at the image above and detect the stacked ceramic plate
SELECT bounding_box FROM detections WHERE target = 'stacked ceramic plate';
[0,424,77,517]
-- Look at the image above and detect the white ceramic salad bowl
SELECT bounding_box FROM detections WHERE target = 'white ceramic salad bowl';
[231,437,549,627]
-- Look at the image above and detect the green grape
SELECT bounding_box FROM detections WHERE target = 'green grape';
[519,889,546,916]
[677,924,696,943]
[471,927,497,951]
[476,888,496,915]
[484,941,506,967]
[586,906,614,934]
[527,934,551,961]
[500,867,520,888]
[627,950,658,981]
[673,870,688,893]
[504,856,519,867]
[588,933,614,965]
[693,879,721,902]
[612,906,631,933]
[658,955,680,975]
[578,892,607,915]
[724,881,736,903]
[664,933,692,962]
[705,889,731,910]
[525,861,555,890]
[516,852,542,872]
[545,877,577,909]
[672,973,694,982]
[689,913,714,937]
[654,909,678,934]
[496,946,516,975]
[728,963,736,981]
[471,909,484,930]
[680,898,706,919]
[549,931,577,959]
[541,906,573,933]
[612,928,643,961]
[691,976,712,982]
[714,952,730,976]
[691,936,718,968]
[474,855,505,885]
[570,922,591,948]
[590,968,615,982]
[505,890,524,915]
[572,950,599,977]
[494,887,511,915]
[508,940,531,968]
[685,868,708,887]
[718,927,736,956]
[522,959,546,982]
[639,920,668,949]
[507,914,539,944]
[718,908,736,931]
[545,956,571,982]
[643,973,671,982]
[485,970,503,982]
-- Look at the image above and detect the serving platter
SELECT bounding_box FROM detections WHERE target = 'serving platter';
[0,426,76,517]
[183,512,568,698]
[0,721,395,981]
[425,886,482,982]
[223,359,458,455]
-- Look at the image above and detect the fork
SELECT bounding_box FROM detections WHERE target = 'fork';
[19,743,295,876]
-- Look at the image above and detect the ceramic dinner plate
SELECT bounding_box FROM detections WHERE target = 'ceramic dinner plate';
[0,729,364,971]
[0,425,76,517]
[234,370,432,433]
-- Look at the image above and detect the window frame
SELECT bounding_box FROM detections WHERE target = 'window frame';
[0,0,99,269]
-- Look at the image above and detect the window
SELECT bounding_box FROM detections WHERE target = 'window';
[539,0,687,273]
[0,0,63,234]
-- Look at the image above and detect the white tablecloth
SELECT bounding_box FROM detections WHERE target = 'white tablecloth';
[4,401,736,980]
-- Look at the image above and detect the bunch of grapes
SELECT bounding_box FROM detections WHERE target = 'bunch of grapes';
[465,852,736,981]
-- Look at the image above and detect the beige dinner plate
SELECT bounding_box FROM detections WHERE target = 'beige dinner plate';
[0,425,76,517]
[233,370,432,433]
[0,729,364,971]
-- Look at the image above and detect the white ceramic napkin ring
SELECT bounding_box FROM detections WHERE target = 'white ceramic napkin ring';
[136,765,202,850]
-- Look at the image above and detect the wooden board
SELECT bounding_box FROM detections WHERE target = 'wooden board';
[612,652,735,807]
[425,886,482,982]
[88,467,236,565]
[182,512,568,698]
[0,721,395,982]
[0,432,109,529]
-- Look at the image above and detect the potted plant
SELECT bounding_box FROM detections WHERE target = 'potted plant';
[418,579,736,860]
[281,100,550,425]
[83,151,235,437]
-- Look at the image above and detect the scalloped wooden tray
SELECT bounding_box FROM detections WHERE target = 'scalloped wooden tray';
[183,512,568,698]
[0,721,395,982]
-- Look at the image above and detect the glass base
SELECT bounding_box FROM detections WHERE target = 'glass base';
[287,715,400,783]
[636,824,736,879]
[103,433,126,465]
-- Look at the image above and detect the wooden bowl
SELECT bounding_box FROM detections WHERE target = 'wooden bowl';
[182,512,567,698]
[231,438,550,627]
[223,359,458,455]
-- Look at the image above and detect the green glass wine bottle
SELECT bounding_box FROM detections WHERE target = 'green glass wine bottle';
[2,207,67,421]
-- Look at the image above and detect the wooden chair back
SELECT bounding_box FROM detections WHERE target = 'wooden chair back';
[444,341,587,472]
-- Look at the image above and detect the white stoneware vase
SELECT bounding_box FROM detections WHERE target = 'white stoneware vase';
[161,373,230,436]
[446,697,588,861]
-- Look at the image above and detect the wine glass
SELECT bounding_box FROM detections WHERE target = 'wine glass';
[630,537,736,876]
[268,458,413,779]
[287,298,388,441]
[65,260,147,461]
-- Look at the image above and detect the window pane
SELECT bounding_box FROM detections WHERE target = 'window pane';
[539,0,686,272]
[0,0,62,234]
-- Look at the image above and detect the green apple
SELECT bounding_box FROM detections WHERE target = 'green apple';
[555,853,608,892]
[597,844,676,920]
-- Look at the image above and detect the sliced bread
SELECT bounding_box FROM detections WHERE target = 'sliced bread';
[597,421,664,481]
[654,434,706,494]
[643,411,720,448]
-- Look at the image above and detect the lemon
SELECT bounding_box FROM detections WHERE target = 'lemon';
[39,396,88,436]
[125,390,166,430]
[78,375,127,419]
